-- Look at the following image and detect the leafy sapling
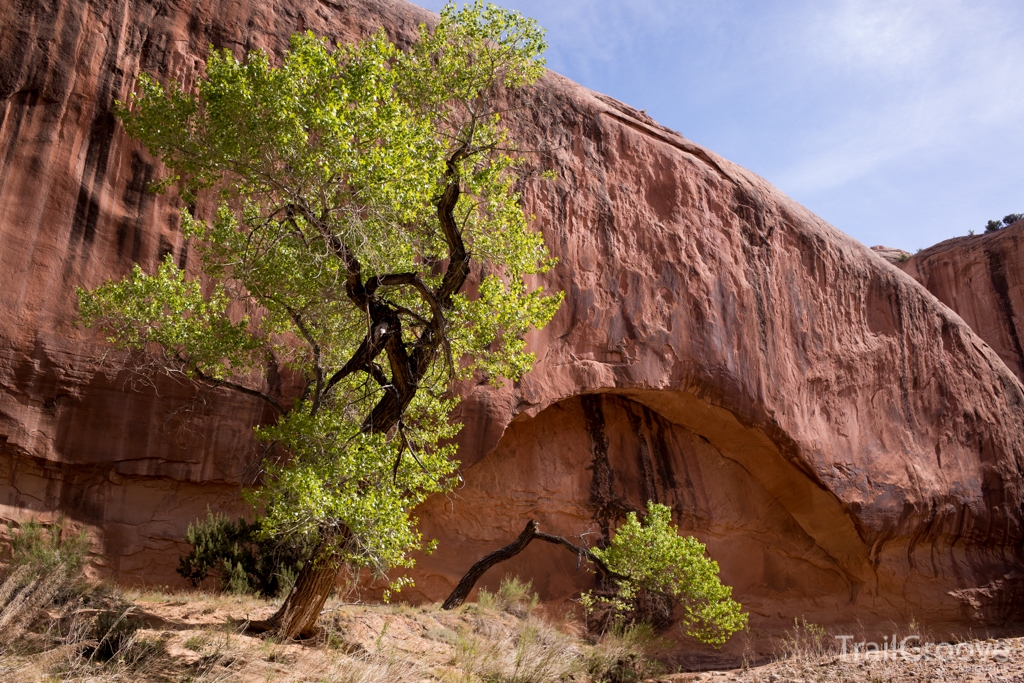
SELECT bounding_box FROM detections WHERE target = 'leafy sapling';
[581,503,748,648]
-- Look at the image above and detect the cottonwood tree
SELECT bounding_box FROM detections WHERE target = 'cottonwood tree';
[79,2,561,638]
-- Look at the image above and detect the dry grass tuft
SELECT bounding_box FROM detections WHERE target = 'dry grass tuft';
[0,566,72,648]
[454,615,585,683]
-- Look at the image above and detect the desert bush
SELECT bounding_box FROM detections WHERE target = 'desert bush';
[0,566,72,649]
[42,606,166,680]
[176,510,313,597]
[6,518,90,579]
[89,606,148,662]
[184,632,209,652]
[581,502,748,647]
[453,611,659,683]
[0,519,91,650]
[777,617,832,661]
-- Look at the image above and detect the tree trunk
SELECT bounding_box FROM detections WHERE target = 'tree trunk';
[248,547,340,639]
[269,555,338,638]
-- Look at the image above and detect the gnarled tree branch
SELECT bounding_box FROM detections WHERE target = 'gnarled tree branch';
[441,521,626,610]
[183,357,286,415]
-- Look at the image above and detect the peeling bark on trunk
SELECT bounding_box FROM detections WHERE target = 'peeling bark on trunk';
[247,539,340,639]
[262,551,340,639]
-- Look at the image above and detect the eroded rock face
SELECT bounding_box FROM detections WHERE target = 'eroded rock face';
[897,221,1024,384]
[1,0,1022,657]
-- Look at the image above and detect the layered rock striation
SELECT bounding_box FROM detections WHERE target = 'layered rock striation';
[1,0,1022,656]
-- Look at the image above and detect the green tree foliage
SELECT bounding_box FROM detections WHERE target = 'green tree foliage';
[176,512,313,597]
[582,503,748,648]
[985,213,1023,233]
[78,0,561,608]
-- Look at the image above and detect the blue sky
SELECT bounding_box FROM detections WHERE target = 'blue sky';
[415,0,1024,252]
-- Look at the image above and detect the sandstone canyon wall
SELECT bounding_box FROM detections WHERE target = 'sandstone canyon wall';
[898,221,1024,385]
[1,0,1023,658]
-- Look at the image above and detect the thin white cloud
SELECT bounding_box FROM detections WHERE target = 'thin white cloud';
[775,0,1024,194]
[803,0,942,76]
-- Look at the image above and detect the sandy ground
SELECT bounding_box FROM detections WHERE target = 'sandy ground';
[0,589,1021,682]
[658,639,1024,682]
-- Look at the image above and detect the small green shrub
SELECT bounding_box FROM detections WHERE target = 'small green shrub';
[176,511,313,597]
[183,633,209,652]
[6,519,91,578]
[476,586,497,611]
[496,576,535,606]
[582,502,748,648]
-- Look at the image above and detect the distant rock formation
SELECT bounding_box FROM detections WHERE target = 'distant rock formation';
[897,221,1024,384]
[1,0,1022,660]
[870,245,912,264]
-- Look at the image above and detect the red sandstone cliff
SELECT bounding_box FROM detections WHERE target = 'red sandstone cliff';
[897,221,1024,384]
[1,0,1023,660]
